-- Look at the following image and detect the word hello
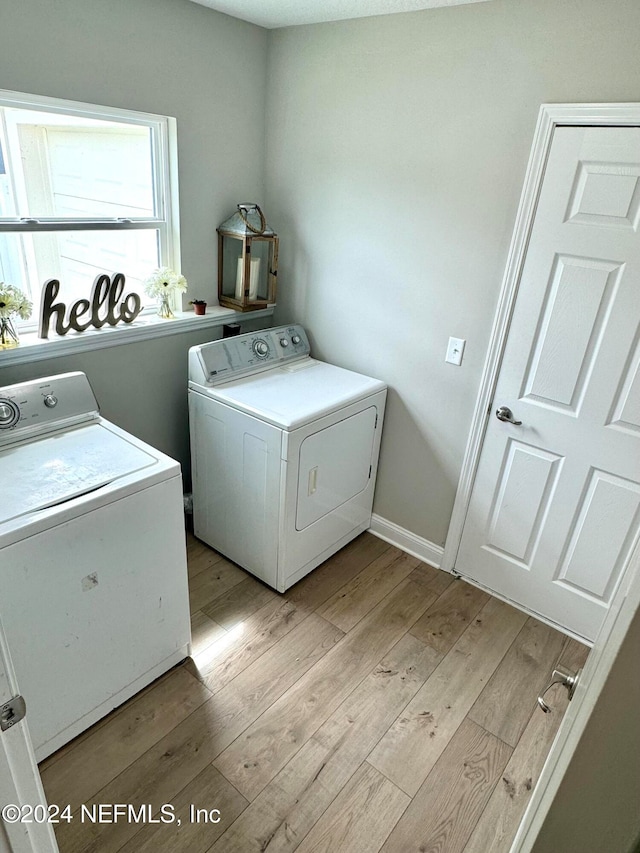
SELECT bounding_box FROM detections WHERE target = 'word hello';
[38,273,143,339]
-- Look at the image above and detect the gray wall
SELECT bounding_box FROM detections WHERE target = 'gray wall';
[266,0,640,546]
[0,0,269,480]
[2,3,640,848]
[4,0,640,543]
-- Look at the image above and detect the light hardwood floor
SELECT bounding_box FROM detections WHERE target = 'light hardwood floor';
[40,532,589,853]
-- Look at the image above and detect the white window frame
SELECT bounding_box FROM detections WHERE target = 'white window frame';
[0,88,181,330]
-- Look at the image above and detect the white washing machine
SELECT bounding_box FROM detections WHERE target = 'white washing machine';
[0,372,191,760]
[188,324,387,592]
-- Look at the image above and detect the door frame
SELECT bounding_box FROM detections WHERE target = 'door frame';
[0,612,58,852]
[441,102,640,580]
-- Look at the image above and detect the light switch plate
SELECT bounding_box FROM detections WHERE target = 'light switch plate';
[445,336,466,366]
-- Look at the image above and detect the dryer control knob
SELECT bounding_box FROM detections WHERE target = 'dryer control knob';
[291,335,301,345]
[252,339,269,358]
[279,338,288,347]
[43,394,58,408]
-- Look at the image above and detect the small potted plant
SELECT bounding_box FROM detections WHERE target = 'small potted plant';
[190,299,207,316]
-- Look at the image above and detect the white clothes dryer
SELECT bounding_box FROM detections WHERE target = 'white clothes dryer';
[188,324,387,592]
[0,372,191,760]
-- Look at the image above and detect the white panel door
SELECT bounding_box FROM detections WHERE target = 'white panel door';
[456,127,640,641]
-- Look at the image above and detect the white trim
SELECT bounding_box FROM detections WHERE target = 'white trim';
[369,513,445,569]
[165,115,181,274]
[0,88,174,127]
[441,102,640,575]
[0,306,274,367]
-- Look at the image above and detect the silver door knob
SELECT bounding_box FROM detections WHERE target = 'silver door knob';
[537,665,581,713]
[496,406,522,425]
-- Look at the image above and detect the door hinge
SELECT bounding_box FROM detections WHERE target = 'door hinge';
[368,465,372,478]
[1,695,26,731]
[375,414,378,428]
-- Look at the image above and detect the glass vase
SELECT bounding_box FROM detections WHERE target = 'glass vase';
[0,316,19,348]
[157,293,175,320]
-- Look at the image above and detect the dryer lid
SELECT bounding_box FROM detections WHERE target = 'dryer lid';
[0,422,158,524]
[196,358,386,429]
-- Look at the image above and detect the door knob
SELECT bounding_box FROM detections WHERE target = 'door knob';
[537,665,581,713]
[495,406,522,425]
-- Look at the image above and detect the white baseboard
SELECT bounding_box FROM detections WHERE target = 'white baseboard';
[369,513,445,570]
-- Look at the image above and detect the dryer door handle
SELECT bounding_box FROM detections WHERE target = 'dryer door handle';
[308,466,318,495]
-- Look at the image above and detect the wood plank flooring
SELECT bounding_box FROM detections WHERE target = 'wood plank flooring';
[40,532,589,853]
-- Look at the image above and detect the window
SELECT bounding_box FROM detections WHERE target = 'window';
[0,90,179,329]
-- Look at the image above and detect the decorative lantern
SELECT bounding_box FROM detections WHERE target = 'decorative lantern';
[217,203,279,311]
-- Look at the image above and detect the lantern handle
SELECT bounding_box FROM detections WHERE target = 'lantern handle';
[237,203,267,235]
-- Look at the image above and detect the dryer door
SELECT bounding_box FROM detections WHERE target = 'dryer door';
[296,406,377,531]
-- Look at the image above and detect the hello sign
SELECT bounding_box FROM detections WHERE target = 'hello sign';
[38,272,143,339]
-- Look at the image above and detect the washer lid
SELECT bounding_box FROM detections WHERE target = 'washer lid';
[0,422,158,524]
[195,358,386,429]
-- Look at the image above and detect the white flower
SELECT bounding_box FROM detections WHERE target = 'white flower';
[143,267,188,298]
[0,283,33,320]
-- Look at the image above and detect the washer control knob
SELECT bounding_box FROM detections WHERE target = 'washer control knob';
[0,399,19,428]
[43,394,58,408]
[291,335,301,345]
[252,339,269,358]
[279,338,289,347]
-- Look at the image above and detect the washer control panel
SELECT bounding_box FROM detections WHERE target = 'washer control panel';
[0,372,99,441]
[194,324,311,384]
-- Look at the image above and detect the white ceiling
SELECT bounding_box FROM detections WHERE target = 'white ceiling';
[188,0,491,30]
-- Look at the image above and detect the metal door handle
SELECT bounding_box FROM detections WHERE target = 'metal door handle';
[537,665,581,713]
[495,406,522,425]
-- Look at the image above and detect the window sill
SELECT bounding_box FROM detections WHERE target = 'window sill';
[0,305,275,367]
